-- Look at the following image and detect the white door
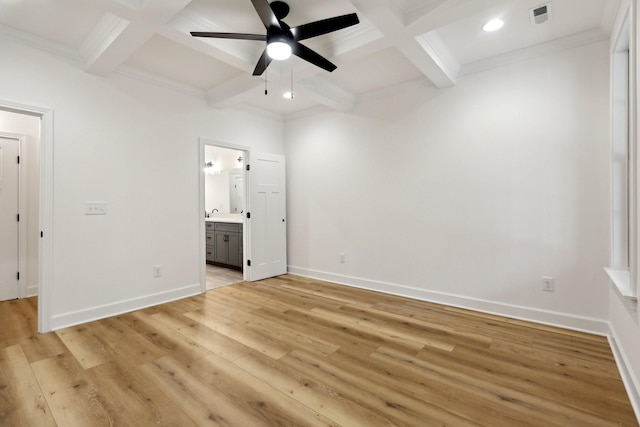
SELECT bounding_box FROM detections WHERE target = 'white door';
[0,137,19,301]
[246,152,287,281]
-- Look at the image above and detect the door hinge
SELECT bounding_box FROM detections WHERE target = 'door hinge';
[17,156,20,164]
[16,272,20,281]
[40,231,43,238]
[246,164,250,171]
[246,212,251,219]
[247,260,251,267]
[16,213,19,222]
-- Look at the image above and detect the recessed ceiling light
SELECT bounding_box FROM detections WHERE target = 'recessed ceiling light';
[483,18,504,32]
[283,92,294,99]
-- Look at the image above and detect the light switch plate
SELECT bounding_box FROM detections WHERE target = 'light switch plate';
[85,202,107,215]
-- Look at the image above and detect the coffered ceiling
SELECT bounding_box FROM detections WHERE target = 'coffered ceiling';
[0,0,620,117]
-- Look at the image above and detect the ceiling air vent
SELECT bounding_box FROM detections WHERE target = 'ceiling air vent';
[530,3,551,25]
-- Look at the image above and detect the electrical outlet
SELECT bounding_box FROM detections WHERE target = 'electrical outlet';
[339,253,345,263]
[542,276,554,292]
[153,265,163,278]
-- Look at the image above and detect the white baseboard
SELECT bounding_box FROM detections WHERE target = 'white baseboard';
[49,283,202,331]
[287,266,609,335]
[25,285,38,298]
[608,327,640,422]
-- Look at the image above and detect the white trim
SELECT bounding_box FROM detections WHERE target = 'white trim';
[608,326,640,422]
[287,266,610,336]
[605,268,638,305]
[49,283,201,331]
[0,100,53,333]
[460,28,608,77]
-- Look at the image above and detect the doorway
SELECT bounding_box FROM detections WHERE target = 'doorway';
[0,111,41,301]
[0,101,53,333]
[200,140,249,290]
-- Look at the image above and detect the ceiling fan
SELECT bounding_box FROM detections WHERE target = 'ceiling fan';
[191,0,359,76]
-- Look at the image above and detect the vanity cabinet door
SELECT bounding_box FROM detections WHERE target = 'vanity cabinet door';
[214,231,230,264]
[227,233,241,267]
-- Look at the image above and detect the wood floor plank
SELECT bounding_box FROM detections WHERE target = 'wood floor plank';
[55,324,117,369]
[215,307,341,357]
[18,328,67,364]
[183,309,291,359]
[214,285,293,312]
[87,359,199,427]
[283,349,481,426]
[250,307,379,359]
[149,311,252,362]
[31,351,113,426]
[327,348,538,427]
[115,311,212,366]
[190,352,340,426]
[233,351,397,426]
[141,356,268,426]
[0,344,56,426]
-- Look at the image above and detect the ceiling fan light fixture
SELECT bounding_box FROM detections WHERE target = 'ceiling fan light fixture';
[483,18,504,32]
[267,40,292,60]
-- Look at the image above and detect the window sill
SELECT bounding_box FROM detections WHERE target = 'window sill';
[604,268,638,303]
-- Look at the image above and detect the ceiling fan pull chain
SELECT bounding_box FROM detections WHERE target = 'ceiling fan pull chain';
[264,59,268,95]
[290,64,294,99]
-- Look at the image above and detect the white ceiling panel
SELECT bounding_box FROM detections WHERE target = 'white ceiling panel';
[0,0,622,116]
[124,34,240,89]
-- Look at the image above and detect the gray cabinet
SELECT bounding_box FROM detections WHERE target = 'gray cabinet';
[206,221,243,270]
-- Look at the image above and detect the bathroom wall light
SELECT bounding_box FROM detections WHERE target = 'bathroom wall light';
[204,161,220,175]
[483,18,504,32]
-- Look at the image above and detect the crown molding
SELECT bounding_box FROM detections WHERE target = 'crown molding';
[0,24,80,62]
[114,64,207,100]
[460,28,609,77]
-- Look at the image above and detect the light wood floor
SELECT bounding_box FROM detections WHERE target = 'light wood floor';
[0,275,637,426]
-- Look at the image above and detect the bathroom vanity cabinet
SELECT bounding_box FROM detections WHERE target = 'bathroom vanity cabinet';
[206,221,243,270]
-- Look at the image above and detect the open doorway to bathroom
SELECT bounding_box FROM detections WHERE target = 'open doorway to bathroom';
[202,143,247,290]
[0,110,40,301]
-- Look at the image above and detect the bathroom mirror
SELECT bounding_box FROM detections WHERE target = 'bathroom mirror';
[204,146,245,215]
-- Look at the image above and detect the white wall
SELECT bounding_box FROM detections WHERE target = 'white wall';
[286,40,610,330]
[0,37,284,329]
[0,110,40,296]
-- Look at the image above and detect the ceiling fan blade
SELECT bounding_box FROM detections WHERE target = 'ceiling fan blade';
[251,0,281,29]
[252,49,273,76]
[291,13,359,41]
[190,32,266,41]
[292,42,337,72]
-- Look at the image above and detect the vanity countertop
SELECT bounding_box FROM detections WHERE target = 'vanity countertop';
[205,216,243,224]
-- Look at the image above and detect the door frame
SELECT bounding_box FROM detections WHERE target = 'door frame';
[198,138,250,291]
[0,100,54,333]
